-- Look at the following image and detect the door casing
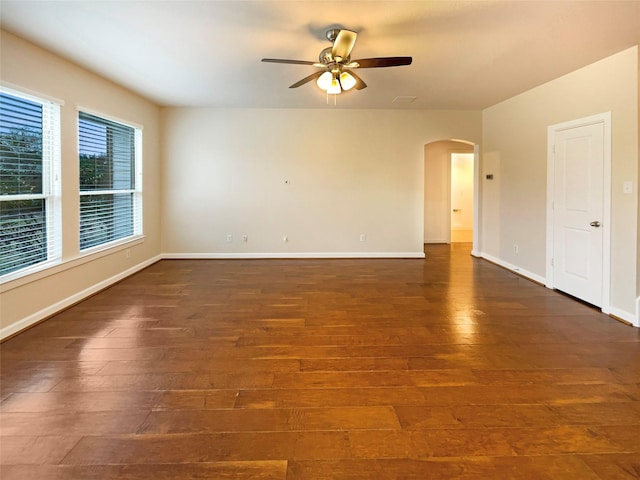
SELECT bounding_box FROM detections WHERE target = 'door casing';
[546,112,612,314]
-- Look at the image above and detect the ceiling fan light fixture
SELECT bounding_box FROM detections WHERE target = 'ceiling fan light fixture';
[262,27,413,100]
[340,71,357,91]
[327,76,341,95]
[316,71,333,90]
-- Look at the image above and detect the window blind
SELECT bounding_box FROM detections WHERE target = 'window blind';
[78,111,141,251]
[0,89,61,278]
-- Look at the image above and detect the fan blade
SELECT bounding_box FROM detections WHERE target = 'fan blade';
[332,29,357,61]
[262,58,317,66]
[289,71,324,88]
[351,57,412,68]
[345,70,367,90]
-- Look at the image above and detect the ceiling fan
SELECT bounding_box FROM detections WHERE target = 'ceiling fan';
[262,28,412,95]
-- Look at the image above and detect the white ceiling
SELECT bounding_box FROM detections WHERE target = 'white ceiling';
[1,1,639,109]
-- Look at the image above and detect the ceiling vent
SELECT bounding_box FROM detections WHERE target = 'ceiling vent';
[392,96,417,104]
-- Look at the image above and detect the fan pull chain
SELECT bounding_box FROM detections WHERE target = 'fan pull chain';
[325,91,338,107]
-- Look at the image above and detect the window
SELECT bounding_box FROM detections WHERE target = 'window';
[0,88,61,278]
[78,111,142,251]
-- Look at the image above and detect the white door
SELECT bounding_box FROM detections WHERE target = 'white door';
[552,122,604,307]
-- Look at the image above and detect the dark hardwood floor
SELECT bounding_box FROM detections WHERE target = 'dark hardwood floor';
[1,243,639,479]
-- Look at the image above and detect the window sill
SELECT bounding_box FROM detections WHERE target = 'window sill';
[0,235,145,293]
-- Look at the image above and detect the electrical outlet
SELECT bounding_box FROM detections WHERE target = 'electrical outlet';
[359,234,366,242]
[226,234,233,243]
[242,235,248,243]
[283,235,288,242]
[513,244,519,254]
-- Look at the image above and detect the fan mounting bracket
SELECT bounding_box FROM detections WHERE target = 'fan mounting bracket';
[325,28,341,43]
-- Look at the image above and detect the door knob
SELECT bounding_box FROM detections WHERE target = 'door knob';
[590,221,601,228]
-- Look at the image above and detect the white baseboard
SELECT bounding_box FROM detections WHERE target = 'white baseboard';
[479,252,639,328]
[4,251,635,339]
[608,304,638,327]
[163,252,426,259]
[479,252,546,285]
[0,255,162,340]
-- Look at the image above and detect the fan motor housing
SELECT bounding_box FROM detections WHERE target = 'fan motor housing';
[319,47,350,66]
[319,47,333,65]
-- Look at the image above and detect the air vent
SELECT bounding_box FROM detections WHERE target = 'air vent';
[392,96,417,104]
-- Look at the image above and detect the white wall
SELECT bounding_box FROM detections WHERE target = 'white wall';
[0,30,162,337]
[481,46,639,321]
[161,108,482,257]
[3,29,636,337]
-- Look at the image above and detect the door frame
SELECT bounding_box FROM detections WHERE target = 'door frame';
[472,143,480,257]
[449,151,476,245]
[423,140,478,253]
[545,112,612,313]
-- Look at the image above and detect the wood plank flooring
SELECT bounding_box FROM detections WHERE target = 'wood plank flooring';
[1,243,639,479]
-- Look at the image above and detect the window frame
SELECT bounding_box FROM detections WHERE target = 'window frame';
[77,109,143,255]
[0,86,61,283]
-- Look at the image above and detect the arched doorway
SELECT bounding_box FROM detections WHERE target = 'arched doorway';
[424,139,479,254]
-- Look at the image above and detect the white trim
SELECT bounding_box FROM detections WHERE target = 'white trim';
[481,247,636,328]
[79,189,137,196]
[546,112,612,312]
[450,139,475,146]
[0,254,162,340]
[472,144,481,257]
[444,148,476,246]
[479,252,546,285]
[77,111,143,253]
[0,81,65,106]
[0,89,62,283]
[76,105,143,130]
[546,125,555,289]
[163,252,426,260]
[4,250,634,339]
[608,305,638,327]
[76,234,145,263]
[445,151,452,245]
[1,236,145,292]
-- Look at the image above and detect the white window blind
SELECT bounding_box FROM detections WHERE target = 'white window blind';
[0,88,61,279]
[78,111,142,251]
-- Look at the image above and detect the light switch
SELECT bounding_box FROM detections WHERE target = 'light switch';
[623,181,633,194]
